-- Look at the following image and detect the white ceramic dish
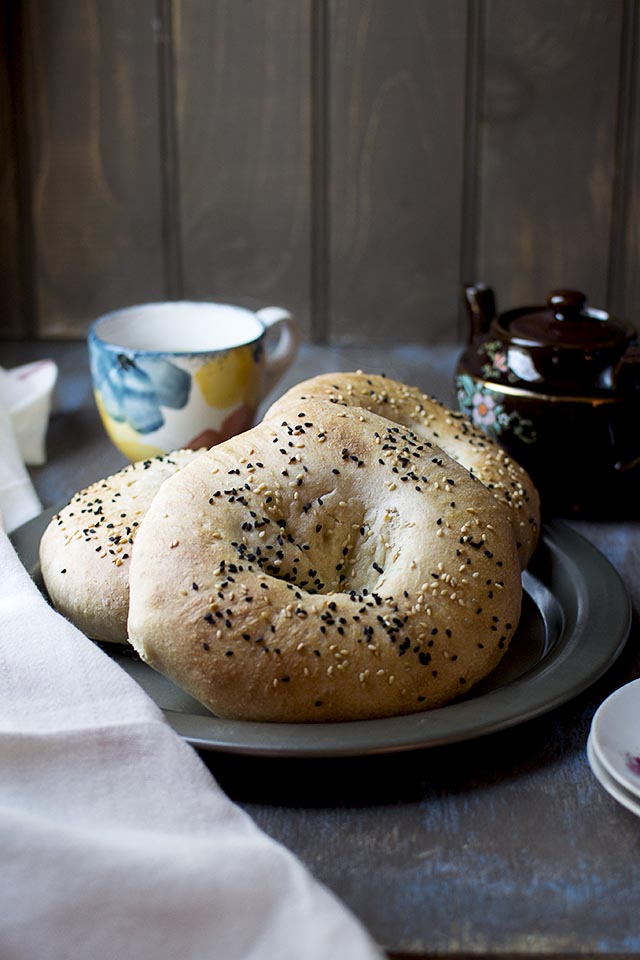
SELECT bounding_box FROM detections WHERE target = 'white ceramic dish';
[586,731,640,817]
[590,677,640,800]
[2,359,58,465]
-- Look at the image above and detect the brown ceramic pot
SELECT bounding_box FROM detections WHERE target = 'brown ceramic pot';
[455,286,640,516]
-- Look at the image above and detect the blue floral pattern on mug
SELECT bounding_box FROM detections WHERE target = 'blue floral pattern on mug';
[455,374,537,444]
[90,339,191,434]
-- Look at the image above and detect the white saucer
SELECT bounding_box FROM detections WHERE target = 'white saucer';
[586,731,640,817]
[590,677,640,800]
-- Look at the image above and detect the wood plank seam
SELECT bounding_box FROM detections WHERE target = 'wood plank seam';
[5,0,36,338]
[606,0,639,316]
[458,0,484,339]
[310,0,330,345]
[156,0,184,299]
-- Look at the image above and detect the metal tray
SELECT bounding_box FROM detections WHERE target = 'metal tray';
[12,513,631,758]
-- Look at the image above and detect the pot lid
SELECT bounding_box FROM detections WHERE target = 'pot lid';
[500,290,632,350]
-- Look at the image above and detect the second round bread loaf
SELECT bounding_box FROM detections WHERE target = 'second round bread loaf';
[266,371,540,567]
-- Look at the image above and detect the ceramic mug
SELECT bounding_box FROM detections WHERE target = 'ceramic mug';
[88,300,299,461]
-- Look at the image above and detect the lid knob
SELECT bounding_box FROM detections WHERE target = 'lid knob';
[547,289,587,320]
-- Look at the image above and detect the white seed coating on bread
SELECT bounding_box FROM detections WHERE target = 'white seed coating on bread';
[39,449,205,643]
[127,401,522,722]
[265,372,540,567]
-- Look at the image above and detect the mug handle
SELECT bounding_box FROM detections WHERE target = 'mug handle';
[256,306,300,396]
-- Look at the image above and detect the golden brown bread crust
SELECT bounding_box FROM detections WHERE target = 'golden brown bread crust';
[39,449,205,643]
[127,400,522,722]
[265,372,540,567]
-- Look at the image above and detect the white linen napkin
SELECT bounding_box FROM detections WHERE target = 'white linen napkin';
[0,526,382,960]
[0,360,58,533]
[0,363,381,960]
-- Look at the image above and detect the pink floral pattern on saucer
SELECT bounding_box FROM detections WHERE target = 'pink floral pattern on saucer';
[625,754,640,777]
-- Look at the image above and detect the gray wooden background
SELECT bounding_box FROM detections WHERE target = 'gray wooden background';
[1,0,638,345]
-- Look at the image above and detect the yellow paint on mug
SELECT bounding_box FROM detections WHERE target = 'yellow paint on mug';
[194,345,260,408]
[94,391,165,462]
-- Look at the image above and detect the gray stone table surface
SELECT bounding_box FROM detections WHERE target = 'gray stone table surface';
[3,339,640,960]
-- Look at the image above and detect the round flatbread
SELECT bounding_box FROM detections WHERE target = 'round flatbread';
[266,371,540,567]
[40,449,205,643]
[127,400,522,722]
